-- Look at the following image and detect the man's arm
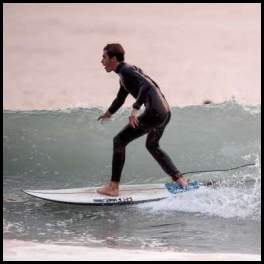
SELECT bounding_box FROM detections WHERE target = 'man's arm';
[98,83,129,121]
[129,108,139,128]
[108,83,129,115]
[132,82,149,110]
[128,72,150,128]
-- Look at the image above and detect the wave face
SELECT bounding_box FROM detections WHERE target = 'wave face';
[3,101,261,220]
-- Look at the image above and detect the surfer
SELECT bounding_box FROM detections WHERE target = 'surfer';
[97,43,188,196]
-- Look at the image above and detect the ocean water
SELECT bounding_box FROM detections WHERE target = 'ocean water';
[3,101,261,254]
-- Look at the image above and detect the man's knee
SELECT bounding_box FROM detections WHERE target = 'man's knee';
[146,139,158,153]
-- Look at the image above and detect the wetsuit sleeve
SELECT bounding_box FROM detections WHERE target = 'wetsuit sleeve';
[132,81,149,110]
[108,83,129,114]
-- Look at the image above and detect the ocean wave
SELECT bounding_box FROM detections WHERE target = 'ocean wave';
[3,99,261,220]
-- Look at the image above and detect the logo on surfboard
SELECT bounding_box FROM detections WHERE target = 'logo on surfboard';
[93,197,134,204]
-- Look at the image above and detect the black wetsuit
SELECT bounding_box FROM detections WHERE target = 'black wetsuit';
[108,62,180,182]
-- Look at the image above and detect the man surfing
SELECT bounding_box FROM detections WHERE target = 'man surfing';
[97,43,188,196]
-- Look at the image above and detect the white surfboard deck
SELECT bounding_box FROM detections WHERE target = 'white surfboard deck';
[23,182,200,205]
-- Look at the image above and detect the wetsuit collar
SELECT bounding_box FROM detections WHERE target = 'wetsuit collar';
[115,62,125,74]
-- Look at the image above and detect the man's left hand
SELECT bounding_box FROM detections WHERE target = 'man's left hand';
[129,109,139,128]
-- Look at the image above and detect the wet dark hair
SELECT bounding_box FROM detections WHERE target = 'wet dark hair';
[104,43,125,62]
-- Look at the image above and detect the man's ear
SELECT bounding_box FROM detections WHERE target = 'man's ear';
[110,56,117,63]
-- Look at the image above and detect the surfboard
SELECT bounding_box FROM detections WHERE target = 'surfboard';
[23,181,200,205]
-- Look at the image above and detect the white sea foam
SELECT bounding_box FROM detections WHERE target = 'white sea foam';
[138,183,260,221]
[3,240,261,261]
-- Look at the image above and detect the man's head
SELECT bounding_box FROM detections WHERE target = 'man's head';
[101,43,125,72]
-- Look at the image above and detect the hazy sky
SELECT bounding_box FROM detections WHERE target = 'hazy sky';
[3,3,261,109]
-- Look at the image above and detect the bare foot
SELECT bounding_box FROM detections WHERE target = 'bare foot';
[176,177,188,188]
[97,182,119,197]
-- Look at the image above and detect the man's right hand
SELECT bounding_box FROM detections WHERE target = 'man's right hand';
[97,111,112,122]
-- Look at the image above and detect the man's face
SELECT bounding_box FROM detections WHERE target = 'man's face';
[101,50,115,72]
